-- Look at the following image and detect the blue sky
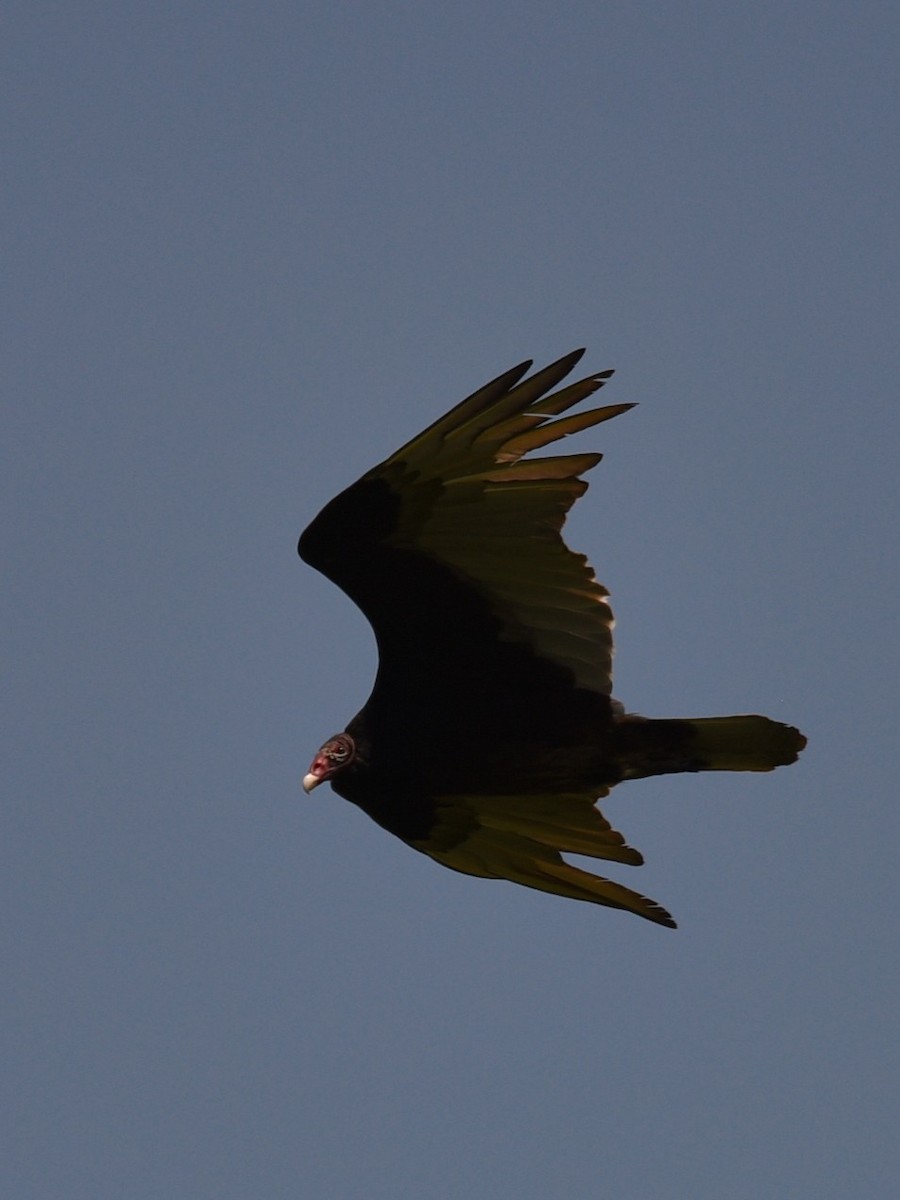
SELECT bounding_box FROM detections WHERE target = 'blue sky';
[5,3,898,1197]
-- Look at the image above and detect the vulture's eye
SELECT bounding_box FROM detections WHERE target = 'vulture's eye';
[328,737,354,763]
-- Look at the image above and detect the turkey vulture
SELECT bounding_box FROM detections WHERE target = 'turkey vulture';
[299,350,805,927]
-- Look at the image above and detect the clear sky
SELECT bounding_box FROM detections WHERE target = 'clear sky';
[5,3,898,1197]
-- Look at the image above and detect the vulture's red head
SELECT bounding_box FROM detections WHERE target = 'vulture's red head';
[302,732,356,792]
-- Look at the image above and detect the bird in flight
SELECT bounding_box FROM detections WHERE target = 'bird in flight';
[299,350,805,927]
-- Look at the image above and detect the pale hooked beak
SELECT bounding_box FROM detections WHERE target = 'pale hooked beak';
[302,772,323,793]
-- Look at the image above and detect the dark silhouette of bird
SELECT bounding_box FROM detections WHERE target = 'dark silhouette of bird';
[299,350,805,927]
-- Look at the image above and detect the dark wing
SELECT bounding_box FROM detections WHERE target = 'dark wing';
[299,350,632,708]
[414,789,676,927]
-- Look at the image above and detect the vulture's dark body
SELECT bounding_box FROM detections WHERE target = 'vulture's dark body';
[300,476,627,837]
[298,352,805,926]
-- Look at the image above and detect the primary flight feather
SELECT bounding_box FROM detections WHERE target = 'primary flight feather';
[298,350,805,927]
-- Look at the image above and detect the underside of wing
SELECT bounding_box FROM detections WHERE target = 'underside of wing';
[299,350,633,698]
[415,790,676,928]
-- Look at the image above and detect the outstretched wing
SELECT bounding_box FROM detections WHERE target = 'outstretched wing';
[416,789,676,928]
[299,350,632,719]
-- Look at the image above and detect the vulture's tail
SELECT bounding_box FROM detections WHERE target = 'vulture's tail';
[613,713,806,780]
